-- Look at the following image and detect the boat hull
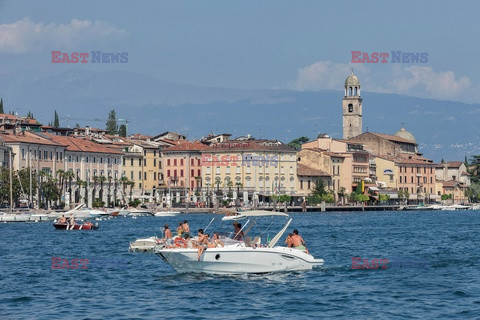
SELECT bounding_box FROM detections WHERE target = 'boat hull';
[53,223,99,230]
[155,246,323,274]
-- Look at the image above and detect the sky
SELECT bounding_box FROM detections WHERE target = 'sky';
[0,0,479,103]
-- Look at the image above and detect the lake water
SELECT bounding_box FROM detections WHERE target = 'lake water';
[1,210,479,319]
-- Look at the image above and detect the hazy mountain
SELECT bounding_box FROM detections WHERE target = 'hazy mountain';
[1,69,478,162]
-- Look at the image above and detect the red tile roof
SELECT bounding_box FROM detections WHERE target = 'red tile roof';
[42,133,123,154]
[163,141,211,152]
[0,131,64,146]
[395,154,435,165]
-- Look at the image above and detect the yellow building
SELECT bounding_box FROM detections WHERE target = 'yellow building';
[202,139,297,198]
[374,156,398,189]
[123,139,162,198]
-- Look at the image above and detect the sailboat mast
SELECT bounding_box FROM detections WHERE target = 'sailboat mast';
[9,147,13,213]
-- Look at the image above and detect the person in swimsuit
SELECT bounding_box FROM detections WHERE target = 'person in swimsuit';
[182,220,191,238]
[176,222,184,237]
[212,233,224,248]
[285,233,294,248]
[233,222,244,241]
[58,215,67,224]
[196,229,209,261]
[291,229,309,254]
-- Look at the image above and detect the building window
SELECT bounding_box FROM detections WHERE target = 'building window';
[180,159,184,166]
[144,159,146,166]
[144,172,147,180]
[197,169,201,176]
[130,172,133,179]
[191,159,194,166]
[154,150,156,157]
[174,170,177,177]
[22,149,25,160]
[123,158,125,166]
[138,159,142,166]
[191,169,194,177]
[86,156,89,163]
[197,159,201,166]
[180,170,184,177]
[131,159,134,166]
[154,172,157,180]
[167,159,171,166]
[174,159,177,166]
[307,180,311,189]
[100,157,103,164]
[411,176,414,183]
[300,180,304,190]
[154,159,156,167]
[400,176,402,183]
[167,170,170,177]
[138,172,142,180]
[348,104,353,113]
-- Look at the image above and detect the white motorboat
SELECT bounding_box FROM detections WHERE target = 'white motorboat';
[154,211,324,274]
[129,236,163,252]
[128,208,153,216]
[89,209,110,218]
[154,210,181,217]
[441,204,471,211]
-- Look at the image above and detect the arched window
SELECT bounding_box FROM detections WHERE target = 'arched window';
[348,104,353,112]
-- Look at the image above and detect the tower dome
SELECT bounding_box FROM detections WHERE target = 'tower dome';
[394,127,416,143]
[345,73,360,87]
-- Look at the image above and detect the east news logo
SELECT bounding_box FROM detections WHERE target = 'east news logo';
[351,51,428,63]
[51,51,128,63]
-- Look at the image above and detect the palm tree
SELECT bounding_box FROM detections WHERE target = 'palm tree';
[56,169,65,202]
[64,171,75,206]
[120,176,129,203]
[107,176,112,207]
[92,175,99,202]
[98,175,107,204]
[129,181,134,201]
[75,177,84,204]
[113,178,118,206]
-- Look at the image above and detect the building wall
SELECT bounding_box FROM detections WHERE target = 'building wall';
[202,150,297,195]
[163,152,203,191]
[349,133,400,156]
[397,163,436,196]
[375,157,398,189]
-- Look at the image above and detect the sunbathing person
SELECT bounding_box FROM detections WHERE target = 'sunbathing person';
[196,229,209,260]
[176,222,184,237]
[291,229,309,254]
[211,233,224,248]
[285,233,294,248]
[58,215,67,224]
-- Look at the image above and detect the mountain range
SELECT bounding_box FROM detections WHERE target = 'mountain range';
[1,69,478,162]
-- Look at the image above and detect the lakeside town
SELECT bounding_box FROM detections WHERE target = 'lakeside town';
[1,72,479,214]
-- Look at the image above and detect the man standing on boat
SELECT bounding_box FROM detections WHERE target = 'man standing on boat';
[67,214,76,230]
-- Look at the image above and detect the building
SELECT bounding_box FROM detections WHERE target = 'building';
[396,153,437,202]
[349,129,419,157]
[152,131,186,142]
[122,139,162,198]
[343,72,363,139]
[203,139,298,200]
[296,163,331,196]
[302,134,369,193]
[162,141,210,204]
[436,161,471,187]
[0,113,42,131]
[42,133,124,207]
[0,139,8,167]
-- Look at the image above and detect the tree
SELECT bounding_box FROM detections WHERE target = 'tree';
[307,179,328,205]
[53,110,60,128]
[27,111,34,119]
[0,167,38,206]
[287,136,309,151]
[119,124,127,137]
[0,98,3,114]
[106,110,118,135]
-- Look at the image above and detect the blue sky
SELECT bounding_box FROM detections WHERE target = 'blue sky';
[0,0,479,102]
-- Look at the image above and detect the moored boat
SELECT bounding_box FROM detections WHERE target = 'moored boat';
[53,221,99,230]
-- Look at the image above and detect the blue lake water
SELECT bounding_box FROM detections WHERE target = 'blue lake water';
[1,210,480,319]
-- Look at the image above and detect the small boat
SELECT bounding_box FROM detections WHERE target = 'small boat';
[154,210,180,217]
[129,236,162,252]
[128,208,153,216]
[53,221,99,230]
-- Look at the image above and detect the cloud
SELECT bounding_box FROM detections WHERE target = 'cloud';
[293,60,473,101]
[0,18,128,53]
[391,66,471,99]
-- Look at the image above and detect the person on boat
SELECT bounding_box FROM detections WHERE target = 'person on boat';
[67,214,76,230]
[232,222,244,241]
[285,233,294,248]
[196,229,209,260]
[291,229,309,254]
[182,220,191,238]
[211,233,224,248]
[58,215,67,224]
[164,224,173,239]
[176,222,184,237]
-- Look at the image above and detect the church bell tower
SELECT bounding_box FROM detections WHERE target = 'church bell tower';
[342,71,362,139]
